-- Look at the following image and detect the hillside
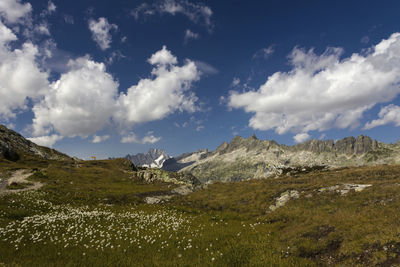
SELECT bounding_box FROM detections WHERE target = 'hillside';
[166,134,400,182]
[0,125,71,162]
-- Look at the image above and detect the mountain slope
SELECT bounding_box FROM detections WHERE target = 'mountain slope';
[125,148,170,168]
[177,134,400,182]
[0,125,70,161]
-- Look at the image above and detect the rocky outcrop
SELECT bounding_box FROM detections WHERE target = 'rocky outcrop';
[132,168,200,187]
[0,125,70,161]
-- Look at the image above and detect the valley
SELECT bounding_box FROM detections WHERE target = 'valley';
[0,125,400,266]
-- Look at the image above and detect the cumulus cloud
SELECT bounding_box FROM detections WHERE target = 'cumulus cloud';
[31,46,200,143]
[121,133,161,144]
[364,104,400,129]
[229,33,400,137]
[0,21,49,119]
[115,45,201,126]
[132,0,213,31]
[0,0,31,24]
[27,134,63,147]
[92,135,110,143]
[184,29,199,43]
[32,56,119,137]
[293,133,310,143]
[88,17,118,50]
[253,45,275,60]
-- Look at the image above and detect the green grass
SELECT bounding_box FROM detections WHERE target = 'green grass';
[0,157,400,266]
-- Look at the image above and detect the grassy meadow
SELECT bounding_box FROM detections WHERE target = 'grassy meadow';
[1,156,400,266]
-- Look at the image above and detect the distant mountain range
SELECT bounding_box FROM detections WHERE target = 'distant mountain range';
[125,148,170,168]
[160,134,400,183]
[2,123,400,185]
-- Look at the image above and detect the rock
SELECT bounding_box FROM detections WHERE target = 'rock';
[144,195,172,204]
[269,190,299,211]
[171,185,193,195]
[318,184,372,195]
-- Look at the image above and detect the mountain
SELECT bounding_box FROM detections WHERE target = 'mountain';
[125,148,170,168]
[0,125,70,161]
[162,149,209,171]
[169,134,400,183]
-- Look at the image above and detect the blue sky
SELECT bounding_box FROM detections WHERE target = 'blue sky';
[1,0,400,159]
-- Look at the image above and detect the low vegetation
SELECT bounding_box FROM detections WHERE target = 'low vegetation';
[1,155,400,266]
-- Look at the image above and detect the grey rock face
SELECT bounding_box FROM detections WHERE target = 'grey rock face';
[293,135,377,155]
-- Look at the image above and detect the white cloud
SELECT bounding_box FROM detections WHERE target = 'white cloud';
[293,133,310,143]
[47,1,56,13]
[88,17,118,50]
[115,45,201,126]
[121,133,161,144]
[27,134,63,147]
[194,61,218,75]
[229,33,400,137]
[106,50,126,65]
[121,133,139,143]
[31,46,201,140]
[132,0,213,31]
[0,21,49,119]
[34,23,50,35]
[92,134,110,143]
[32,56,119,137]
[253,45,275,60]
[184,29,199,43]
[148,45,177,65]
[231,77,240,87]
[364,104,400,129]
[142,134,161,144]
[0,0,31,24]
[40,0,56,17]
[194,60,219,75]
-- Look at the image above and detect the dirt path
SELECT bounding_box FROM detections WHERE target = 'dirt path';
[0,170,42,195]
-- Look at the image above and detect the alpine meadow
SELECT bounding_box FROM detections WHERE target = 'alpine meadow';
[1,0,400,266]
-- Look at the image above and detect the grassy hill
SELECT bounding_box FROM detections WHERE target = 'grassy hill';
[1,155,400,266]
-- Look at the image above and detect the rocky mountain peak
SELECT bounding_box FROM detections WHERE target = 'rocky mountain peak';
[125,148,170,168]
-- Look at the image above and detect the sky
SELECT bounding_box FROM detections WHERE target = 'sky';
[1,0,400,159]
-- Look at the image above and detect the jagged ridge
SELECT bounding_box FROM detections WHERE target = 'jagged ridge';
[125,148,170,168]
[174,134,400,183]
